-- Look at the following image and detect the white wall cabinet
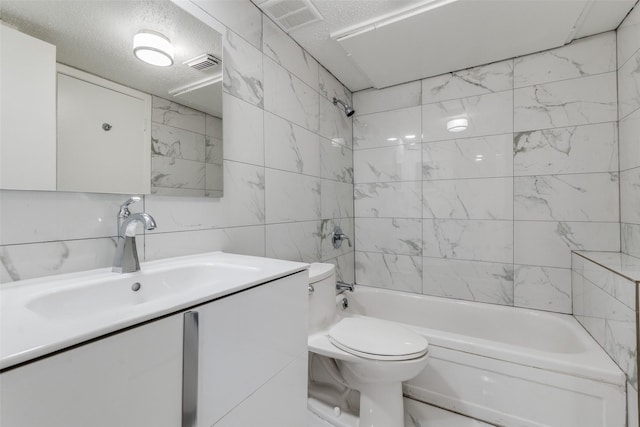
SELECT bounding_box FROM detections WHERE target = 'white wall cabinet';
[0,271,308,427]
[56,66,151,194]
[0,23,57,191]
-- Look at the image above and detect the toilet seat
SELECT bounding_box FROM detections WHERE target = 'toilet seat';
[328,317,428,361]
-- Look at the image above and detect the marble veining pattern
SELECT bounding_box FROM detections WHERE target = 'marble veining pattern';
[620,168,640,225]
[265,112,321,176]
[354,144,422,183]
[513,123,618,176]
[423,178,513,220]
[320,138,353,183]
[421,59,513,104]
[266,221,322,262]
[319,96,353,147]
[354,182,422,218]
[619,109,640,172]
[223,30,264,108]
[423,219,513,264]
[355,218,422,256]
[618,50,640,120]
[356,252,422,293]
[514,32,616,88]
[617,3,640,68]
[514,173,619,222]
[321,180,354,219]
[422,258,514,305]
[264,58,320,133]
[423,134,513,180]
[265,168,321,223]
[513,72,617,132]
[353,106,421,150]
[422,91,513,142]
[222,93,264,165]
[151,96,206,134]
[514,265,571,313]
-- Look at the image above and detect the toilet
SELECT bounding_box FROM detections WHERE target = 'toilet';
[307,263,429,427]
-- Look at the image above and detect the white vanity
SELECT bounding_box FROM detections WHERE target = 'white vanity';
[0,252,309,427]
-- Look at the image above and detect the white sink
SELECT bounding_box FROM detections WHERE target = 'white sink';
[1,252,308,369]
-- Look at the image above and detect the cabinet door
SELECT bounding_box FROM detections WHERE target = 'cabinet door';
[0,314,183,427]
[0,24,56,191]
[196,272,308,427]
[57,71,150,194]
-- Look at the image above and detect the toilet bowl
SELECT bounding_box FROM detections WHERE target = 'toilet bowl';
[308,263,429,427]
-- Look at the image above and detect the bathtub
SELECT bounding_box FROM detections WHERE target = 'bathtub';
[340,287,627,427]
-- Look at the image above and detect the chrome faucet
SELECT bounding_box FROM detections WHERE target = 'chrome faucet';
[112,198,157,273]
[336,281,354,293]
[331,225,352,249]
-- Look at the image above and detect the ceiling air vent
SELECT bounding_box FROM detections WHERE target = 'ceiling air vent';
[259,0,324,33]
[183,54,220,71]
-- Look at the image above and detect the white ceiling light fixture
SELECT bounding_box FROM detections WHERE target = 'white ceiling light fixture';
[446,118,468,133]
[133,30,174,67]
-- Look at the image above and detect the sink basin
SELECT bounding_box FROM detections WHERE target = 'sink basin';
[1,252,308,369]
[25,263,259,320]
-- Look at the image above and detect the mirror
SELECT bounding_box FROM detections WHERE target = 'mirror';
[0,0,223,197]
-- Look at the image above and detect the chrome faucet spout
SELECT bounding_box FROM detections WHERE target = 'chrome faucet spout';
[113,202,157,274]
[336,281,354,293]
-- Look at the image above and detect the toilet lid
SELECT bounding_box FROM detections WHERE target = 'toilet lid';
[328,317,428,361]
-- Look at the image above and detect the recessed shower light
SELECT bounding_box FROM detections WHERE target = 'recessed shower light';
[133,30,174,67]
[446,118,468,133]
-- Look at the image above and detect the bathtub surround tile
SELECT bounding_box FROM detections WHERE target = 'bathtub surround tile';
[223,30,264,108]
[619,109,640,172]
[422,91,513,142]
[266,221,322,263]
[627,382,638,425]
[327,252,355,284]
[262,18,319,92]
[320,179,354,220]
[319,96,353,147]
[423,177,513,220]
[206,115,222,140]
[151,96,206,134]
[355,251,422,293]
[264,112,320,176]
[222,93,264,166]
[423,219,513,264]
[515,221,620,268]
[513,72,617,132]
[354,181,422,218]
[353,81,421,116]
[617,3,640,68]
[320,138,353,183]
[265,168,320,223]
[514,265,571,313]
[513,123,618,176]
[421,59,513,104]
[318,66,352,105]
[422,258,514,305]
[618,50,640,120]
[264,58,319,133]
[353,106,422,150]
[353,144,422,184]
[423,134,513,180]
[514,32,617,88]
[621,168,640,225]
[355,218,422,256]
[514,173,619,222]
[0,238,118,283]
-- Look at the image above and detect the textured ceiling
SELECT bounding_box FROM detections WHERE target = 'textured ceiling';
[254,0,638,92]
[0,0,223,117]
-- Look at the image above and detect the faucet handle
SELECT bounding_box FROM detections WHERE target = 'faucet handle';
[332,225,352,249]
[118,196,141,218]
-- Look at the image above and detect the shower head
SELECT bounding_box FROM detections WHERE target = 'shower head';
[333,97,355,117]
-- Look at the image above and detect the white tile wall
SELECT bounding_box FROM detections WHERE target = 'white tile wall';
[353,31,621,313]
[619,3,640,260]
[0,2,354,283]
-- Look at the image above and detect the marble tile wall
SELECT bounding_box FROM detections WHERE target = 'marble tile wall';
[618,4,640,259]
[353,31,620,313]
[151,96,223,198]
[0,1,354,283]
[571,251,639,400]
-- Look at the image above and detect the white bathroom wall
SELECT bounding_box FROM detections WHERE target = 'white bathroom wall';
[353,32,620,314]
[0,1,354,284]
[618,3,640,259]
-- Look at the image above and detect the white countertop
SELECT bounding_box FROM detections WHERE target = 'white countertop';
[0,252,308,370]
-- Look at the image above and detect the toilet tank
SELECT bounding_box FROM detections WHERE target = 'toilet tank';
[308,263,337,334]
